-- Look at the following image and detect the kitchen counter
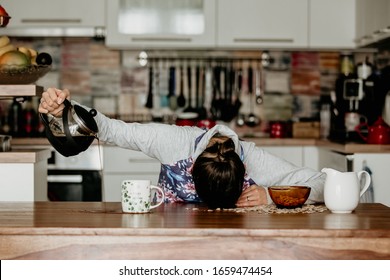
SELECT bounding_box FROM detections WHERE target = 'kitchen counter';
[0,148,51,163]
[242,137,390,153]
[0,202,389,260]
[0,85,43,97]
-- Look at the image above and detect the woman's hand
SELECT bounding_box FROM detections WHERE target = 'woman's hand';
[236,185,268,208]
[38,88,70,117]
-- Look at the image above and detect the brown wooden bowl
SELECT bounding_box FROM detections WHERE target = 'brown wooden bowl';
[268,186,311,208]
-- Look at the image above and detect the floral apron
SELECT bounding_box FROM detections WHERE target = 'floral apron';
[157,132,256,203]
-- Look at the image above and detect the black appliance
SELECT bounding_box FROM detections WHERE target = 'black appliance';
[329,55,386,143]
[47,145,102,201]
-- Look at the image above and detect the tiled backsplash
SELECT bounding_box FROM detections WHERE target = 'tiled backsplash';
[1,37,388,136]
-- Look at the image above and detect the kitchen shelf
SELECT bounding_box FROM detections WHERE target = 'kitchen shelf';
[0,85,43,97]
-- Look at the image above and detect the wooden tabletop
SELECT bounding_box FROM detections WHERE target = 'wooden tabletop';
[1,202,390,260]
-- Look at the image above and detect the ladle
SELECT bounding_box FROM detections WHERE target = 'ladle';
[255,62,263,105]
[245,65,260,127]
[234,66,245,127]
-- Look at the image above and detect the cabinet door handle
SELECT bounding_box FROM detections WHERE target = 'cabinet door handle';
[233,38,294,43]
[21,19,82,24]
[132,37,192,42]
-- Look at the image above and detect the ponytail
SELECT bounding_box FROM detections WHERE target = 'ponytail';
[192,137,245,209]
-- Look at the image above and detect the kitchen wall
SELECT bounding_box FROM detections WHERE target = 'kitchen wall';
[1,36,388,137]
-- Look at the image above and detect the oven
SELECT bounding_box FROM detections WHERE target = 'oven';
[47,145,103,201]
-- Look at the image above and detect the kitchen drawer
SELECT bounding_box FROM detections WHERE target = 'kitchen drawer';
[103,146,161,173]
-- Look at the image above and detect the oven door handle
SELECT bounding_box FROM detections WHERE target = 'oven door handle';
[47,175,83,183]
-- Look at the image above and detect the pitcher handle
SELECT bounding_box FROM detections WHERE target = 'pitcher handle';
[150,185,165,209]
[357,170,371,197]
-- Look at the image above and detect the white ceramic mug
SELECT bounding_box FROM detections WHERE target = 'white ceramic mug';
[344,112,367,132]
[121,180,164,213]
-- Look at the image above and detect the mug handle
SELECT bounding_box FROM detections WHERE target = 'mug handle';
[355,122,368,142]
[150,185,165,209]
[357,170,371,197]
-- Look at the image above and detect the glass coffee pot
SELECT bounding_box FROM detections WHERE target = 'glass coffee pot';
[40,99,98,157]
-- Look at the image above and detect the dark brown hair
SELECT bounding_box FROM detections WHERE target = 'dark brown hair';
[192,136,245,209]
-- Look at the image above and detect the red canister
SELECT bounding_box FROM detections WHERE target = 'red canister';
[269,121,291,138]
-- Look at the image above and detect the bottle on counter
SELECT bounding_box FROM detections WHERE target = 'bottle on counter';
[320,103,331,139]
[8,97,23,137]
[20,97,39,137]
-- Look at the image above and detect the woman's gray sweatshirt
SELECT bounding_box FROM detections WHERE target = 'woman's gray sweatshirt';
[92,109,325,204]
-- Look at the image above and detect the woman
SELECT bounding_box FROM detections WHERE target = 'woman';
[39,88,325,209]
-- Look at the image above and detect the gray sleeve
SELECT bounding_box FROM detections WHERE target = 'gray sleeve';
[95,111,203,163]
[242,142,325,204]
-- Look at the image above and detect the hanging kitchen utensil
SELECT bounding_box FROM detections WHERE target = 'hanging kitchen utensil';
[145,65,153,109]
[245,64,260,127]
[183,64,197,115]
[159,58,169,108]
[176,66,186,108]
[168,64,177,111]
[255,61,263,105]
[235,64,245,127]
[221,62,238,122]
[210,65,223,120]
[40,99,98,157]
[203,64,213,116]
[195,64,200,110]
[196,63,208,119]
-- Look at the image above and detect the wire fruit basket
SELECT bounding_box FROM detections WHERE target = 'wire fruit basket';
[0,64,51,84]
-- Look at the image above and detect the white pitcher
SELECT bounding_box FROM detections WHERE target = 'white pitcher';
[321,168,371,214]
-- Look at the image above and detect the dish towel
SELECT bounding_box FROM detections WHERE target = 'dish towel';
[360,163,374,203]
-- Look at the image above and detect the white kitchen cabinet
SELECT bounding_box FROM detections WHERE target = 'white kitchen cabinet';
[262,146,304,167]
[106,0,217,49]
[0,0,105,37]
[261,146,320,171]
[317,148,390,207]
[0,149,51,202]
[102,146,160,202]
[309,0,356,49]
[355,0,390,47]
[217,0,308,49]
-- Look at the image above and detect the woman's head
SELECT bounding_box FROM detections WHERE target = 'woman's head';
[192,135,245,209]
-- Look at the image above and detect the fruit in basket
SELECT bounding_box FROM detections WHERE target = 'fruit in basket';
[0,42,16,57]
[0,36,17,58]
[0,35,10,48]
[0,50,31,70]
[17,47,32,61]
[36,52,52,66]
[17,46,39,65]
[28,48,38,65]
